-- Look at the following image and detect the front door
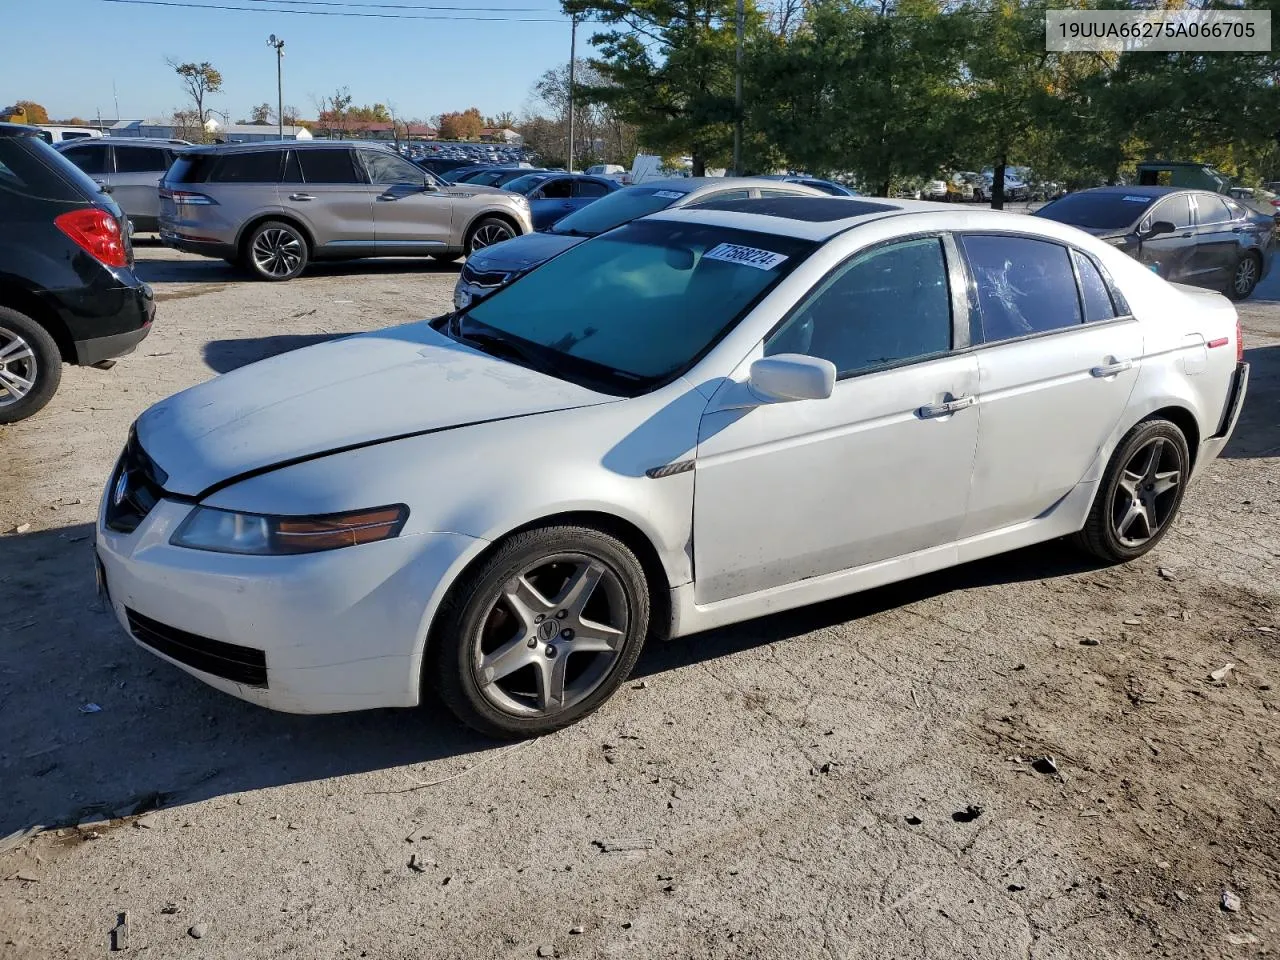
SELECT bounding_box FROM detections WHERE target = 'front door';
[1137,193,1195,282]
[956,234,1143,536]
[358,148,453,253]
[283,147,379,253]
[693,236,981,605]
[109,144,172,227]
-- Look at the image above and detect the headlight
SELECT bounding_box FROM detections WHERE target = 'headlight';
[170,504,409,555]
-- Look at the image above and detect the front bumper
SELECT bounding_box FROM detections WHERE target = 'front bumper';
[96,494,482,714]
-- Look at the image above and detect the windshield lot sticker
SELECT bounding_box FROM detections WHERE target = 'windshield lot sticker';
[703,243,789,270]
[652,190,685,199]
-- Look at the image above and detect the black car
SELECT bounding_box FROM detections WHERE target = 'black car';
[1034,186,1274,300]
[0,123,154,423]
[445,165,544,187]
[413,157,483,179]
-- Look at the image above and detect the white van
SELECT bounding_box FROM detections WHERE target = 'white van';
[36,125,103,144]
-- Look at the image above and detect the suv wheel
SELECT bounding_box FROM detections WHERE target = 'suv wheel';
[0,306,62,424]
[245,221,309,281]
[466,218,517,256]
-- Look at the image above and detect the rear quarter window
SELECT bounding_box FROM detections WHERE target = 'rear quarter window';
[0,135,100,202]
[213,151,284,183]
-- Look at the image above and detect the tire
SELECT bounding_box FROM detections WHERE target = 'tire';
[464,217,517,256]
[0,306,62,424]
[1074,418,1191,564]
[1226,252,1261,301]
[244,220,309,281]
[430,524,651,739]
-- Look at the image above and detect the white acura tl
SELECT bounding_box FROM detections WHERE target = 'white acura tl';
[96,196,1249,737]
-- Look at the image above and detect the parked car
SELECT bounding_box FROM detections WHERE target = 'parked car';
[56,137,190,233]
[157,141,533,280]
[500,172,621,230]
[1228,186,1280,218]
[35,124,103,144]
[412,157,483,179]
[447,165,543,187]
[758,174,858,197]
[0,123,154,422]
[922,179,948,201]
[1034,186,1273,300]
[453,177,826,310]
[97,196,1247,736]
[584,163,628,182]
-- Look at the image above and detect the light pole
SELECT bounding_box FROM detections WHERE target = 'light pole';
[267,34,285,139]
[567,15,577,173]
[733,0,743,175]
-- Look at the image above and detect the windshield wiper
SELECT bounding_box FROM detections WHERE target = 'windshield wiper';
[451,313,556,375]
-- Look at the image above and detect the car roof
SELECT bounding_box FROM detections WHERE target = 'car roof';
[59,137,190,148]
[180,140,385,155]
[1071,185,1182,198]
[648,196,973,241]
[0,122,43,138]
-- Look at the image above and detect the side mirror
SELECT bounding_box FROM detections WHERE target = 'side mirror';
[748,354,836,402]
[423,177,439,192]
[1142,220,1176,239]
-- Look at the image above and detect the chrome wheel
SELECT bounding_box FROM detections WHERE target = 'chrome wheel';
[472,552,630,718]
[470,221,515,251]
[0,326,37,409]
[1233,256,1258,298]
[1111,436,1182,547]
[251,228,304,278]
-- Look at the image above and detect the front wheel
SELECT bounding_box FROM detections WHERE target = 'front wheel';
[431,525,650,738]
[1074,418,1190,563]
[1227,253,1261,301]
[245,220,309,281]
[0,306,62,424]
[465,217,517,256]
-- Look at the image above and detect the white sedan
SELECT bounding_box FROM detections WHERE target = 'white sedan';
[96,196,1250,737]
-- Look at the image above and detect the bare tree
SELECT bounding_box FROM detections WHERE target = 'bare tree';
[167,59,223,134]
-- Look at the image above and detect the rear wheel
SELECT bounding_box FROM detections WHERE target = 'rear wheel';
[1227,252,1261,301]
[1074,418,1190,563]
[431,525,650,738]
[0,306,61,424]
[245,220,309,281]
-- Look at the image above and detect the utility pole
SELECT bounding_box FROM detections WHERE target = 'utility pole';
[567,15,577,173]
[268,34,285,139]
[733,0,743,175]
[113,80,120,122]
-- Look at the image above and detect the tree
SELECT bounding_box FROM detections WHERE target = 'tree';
[438,107,484,140]
[14,100,50,124]
[249,102,272,125]
[312,86,354,136]
[169,108,204,142]
[485,111,517,129]
[168,60,223,137]
[565,0,745,175]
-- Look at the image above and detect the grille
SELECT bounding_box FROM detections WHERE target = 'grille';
[460,263,511,288]
[126,608,268,688]
[104,431,168,534]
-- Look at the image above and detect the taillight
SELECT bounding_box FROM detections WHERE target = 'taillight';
[167,190,216,206]
[1237,317,1244,362]
[55,208,127,268]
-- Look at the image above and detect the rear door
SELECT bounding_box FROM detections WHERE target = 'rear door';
[284,147,378,253]
[1137,194,1195,282]
[109,144,172,227]
[957,234,1143,537]
[569,177,612,215]
[358,148,452,253]
[1189,193,1242,290]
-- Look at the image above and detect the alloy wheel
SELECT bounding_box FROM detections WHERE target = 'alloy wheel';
[471,222,515,250]
[1110,436,1182,547]
[252,228,304,278]
[0,326,37,409]
[471,552,630,718]
[1233,256,1258,297]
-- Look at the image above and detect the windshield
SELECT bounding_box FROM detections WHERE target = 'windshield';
[550,185,688,237]
[460,220,816,394]
[1035,192,1154,230]
[504,173,552,194]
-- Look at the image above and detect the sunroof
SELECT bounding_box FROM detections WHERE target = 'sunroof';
[686,196,898,222]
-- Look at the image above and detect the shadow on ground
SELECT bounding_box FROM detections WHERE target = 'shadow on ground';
[132,256,460,286]
[1223,342,1278,459]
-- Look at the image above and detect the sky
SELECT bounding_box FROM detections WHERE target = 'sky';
[5,0,578,124]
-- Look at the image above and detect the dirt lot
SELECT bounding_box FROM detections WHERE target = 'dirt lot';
[1,243,1277,960]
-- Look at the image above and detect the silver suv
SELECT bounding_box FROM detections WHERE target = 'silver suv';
[159,141,533,281]
[57,138,190,233]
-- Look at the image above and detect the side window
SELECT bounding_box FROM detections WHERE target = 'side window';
[297,149,362,184]
[361,150,424,185]
[1224,198,1247,220]
[214,151,283,183]
[114,146,168,173]
[1148,194,1192,229]
[1195,194,1233,226]
[1072,250,1117,323]
[538,178,573,199]
[962,235,1082,342]
[765,237,952,377]
[702,188,751,203]
[61,146,108,175]
[574,180,609,198]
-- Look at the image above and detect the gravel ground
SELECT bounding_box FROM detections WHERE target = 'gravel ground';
[1,243,1277,960]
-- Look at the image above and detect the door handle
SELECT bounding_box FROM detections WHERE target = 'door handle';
[1090,359,1133,378]
[1178,232,1192,238]
[288,193,316,201]
[918,395,975,419]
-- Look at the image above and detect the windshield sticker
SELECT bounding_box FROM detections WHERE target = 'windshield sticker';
[652,190,685,200]
[1122,195,1151,202]
[702,242,789,270]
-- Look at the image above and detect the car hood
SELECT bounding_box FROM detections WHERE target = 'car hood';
[136,321,614,498]
[464,231,586,272]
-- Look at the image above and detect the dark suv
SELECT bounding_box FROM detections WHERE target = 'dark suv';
[0,123,155,422]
